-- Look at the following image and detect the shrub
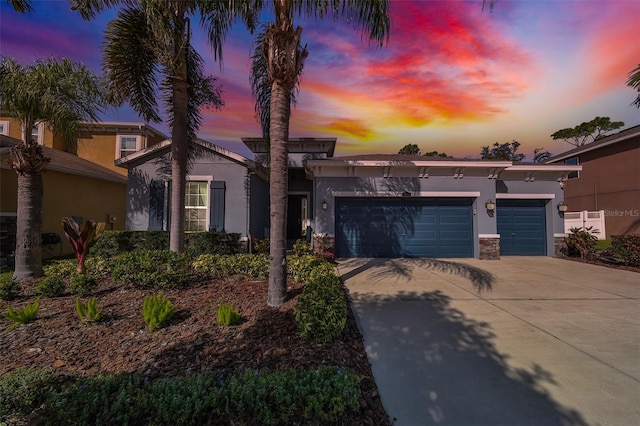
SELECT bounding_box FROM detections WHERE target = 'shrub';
[253,237,270,254]
[76,298,102,323]
[35,275,66,298]
[217,303,242,326]
[563,226,598,259]
[69,275,98,296]
[295,270,347,343]
[112,250,191,289]
[0,273,20,301]
[185,232,240,256]
[142,292,174,331]
[293,239,312,257]
[287,255,333,284]
[192,253,269,279]
[0,368,59,422]
[611,234,640,267]
[61,217,105,274]
[4,297,40,330]
[43,259,79,279]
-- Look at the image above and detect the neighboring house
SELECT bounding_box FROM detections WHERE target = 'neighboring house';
[547,125,640,237]
[116,139,269,243]
[126,136,580,259]
[0,116,167,176]
[0,135,127,268]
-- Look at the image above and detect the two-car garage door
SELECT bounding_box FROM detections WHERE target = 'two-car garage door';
[335,197,473,258]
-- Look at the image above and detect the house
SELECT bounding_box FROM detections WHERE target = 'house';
[125,136,581,259]
[116,139,269,243]
[0,117,167,176]
[0,134,127,268]
[546,125,640,237]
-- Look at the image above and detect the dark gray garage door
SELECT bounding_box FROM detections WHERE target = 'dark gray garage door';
[335,197,473,258]
[497,199,547,255]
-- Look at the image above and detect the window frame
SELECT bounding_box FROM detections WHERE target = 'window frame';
[184,177,211,232]
[564,157,579,179]
[0,120,9,136]
[21,122,44,145]
[116,134,142,160]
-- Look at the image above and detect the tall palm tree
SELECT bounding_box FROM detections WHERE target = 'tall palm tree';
[627,64,640,108]
[0,57,109,281]
[71,0,259,252]
[251,0,391,307]
[5,0,34,13]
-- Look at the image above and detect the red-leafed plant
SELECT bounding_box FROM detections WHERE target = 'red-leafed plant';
[62,218,105,274]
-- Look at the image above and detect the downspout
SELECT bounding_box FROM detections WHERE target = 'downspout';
[246,170,252,253]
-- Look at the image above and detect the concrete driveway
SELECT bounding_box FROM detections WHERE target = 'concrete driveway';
[337,257,640,426]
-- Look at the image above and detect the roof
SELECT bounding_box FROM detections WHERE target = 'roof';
[242,137,336,157]
[79,121,168,139]
[115,138,267,179]
[546,124,640,163]
[0,135,127,184]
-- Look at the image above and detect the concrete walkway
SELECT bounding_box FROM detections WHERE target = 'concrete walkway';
[337,257,640,426]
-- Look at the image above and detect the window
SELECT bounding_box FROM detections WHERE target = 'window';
[21,122,44,144]
[117,135,141,159]
[0,121,9,135]
[564,157,579,179]
[185,181,208,231]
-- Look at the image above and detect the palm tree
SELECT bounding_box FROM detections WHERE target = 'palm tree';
[0,57,109,281]
[627,64,640,108]
[251,0,391,307]
[71,0,258,252]
[5,0,34,13]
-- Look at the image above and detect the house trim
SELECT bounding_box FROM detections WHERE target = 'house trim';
[496,193,556,199]
[546,126,640,163]
[0,120,9,135]
[332,191,481,198]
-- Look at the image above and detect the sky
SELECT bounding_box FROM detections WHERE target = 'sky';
[1,0,639,160]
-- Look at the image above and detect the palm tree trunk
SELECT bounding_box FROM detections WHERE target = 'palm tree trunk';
[267,81,291,307]
[13,172,44,281]
[169,14,188,253]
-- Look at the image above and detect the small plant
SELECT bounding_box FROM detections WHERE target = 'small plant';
[0,273,20,300]
[62,217,106,274]
[611,234,640,267]
[252,237,270,254]
[76,298,102,322]
[35,275,66,298]
[142,292,174,331]
[69,274,98,296]
[217,303,242,326]
[293,239,312,257]
[564,226,599,259]
[4,297,40,330]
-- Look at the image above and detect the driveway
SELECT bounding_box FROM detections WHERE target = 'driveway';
[337,257,640,426]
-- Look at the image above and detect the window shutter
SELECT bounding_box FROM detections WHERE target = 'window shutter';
[210,181,225,232]
[149,180,165,230]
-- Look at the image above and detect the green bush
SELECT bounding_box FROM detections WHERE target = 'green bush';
[253,237,270,254]
[287,255,333,284]
[192,253,269,279]
[611,234,640,267]
[563,227,598,259]
[142,292,174,331]
[76,298,102,323]
[112,250,191,289]
[217,303,242,326]
[0,273,20,301]
[69,275,98,296]
[35,275,66,298]
[4,297,40,330]
[295,269,348,343]
[0,368,59,422]
[43,259,77,279]
[185,232,240,256]
[293,239,312,257]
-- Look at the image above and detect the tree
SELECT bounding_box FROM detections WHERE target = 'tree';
[6,0,34,13]
[480,141,525,161]
[551,116,625,147]
[72,0,257,253]
[533,148,552,163]
[252,0,390,307]
[398,144,421,155]
[0,57,109,281]
[424,151,449,158]
[627,64,640,108]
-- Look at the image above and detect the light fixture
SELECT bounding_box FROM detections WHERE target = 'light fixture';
[321,200,328,210]
[557,201,568,212]
[485,200,495,211]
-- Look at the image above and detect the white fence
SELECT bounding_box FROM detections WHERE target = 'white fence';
[564,210,606,239]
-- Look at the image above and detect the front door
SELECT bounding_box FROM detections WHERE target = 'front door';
[287,194,307,246]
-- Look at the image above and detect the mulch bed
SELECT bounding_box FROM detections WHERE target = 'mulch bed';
[0,276,390,425]
[559,255,640,273]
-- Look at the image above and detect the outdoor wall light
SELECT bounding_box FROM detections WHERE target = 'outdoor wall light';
[557,201,568,212]
[485,200,495,211]
[321,200,328,210]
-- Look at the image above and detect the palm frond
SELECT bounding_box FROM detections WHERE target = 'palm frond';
[70,0,135,20]
[627,64,640,108]
[6,0,34,13]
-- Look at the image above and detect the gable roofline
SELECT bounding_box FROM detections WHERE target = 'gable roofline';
[115,138,267,178]
[546,124,640,163]
[242,137,336,157]
[0,135,126,184]
[79,121,168,139]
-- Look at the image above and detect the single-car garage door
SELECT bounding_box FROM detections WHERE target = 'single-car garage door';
[497,199,547,255]
[335,197,473,258]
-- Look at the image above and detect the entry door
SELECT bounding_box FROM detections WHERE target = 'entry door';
[497,199,547,255]
[287,194,307,242]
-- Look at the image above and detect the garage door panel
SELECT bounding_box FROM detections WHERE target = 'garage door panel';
[336,197,473,258]
[497,200,546,256]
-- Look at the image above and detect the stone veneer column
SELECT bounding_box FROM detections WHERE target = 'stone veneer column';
[554,235,567,257]
[313,234,335,256]
[479,236,500,260]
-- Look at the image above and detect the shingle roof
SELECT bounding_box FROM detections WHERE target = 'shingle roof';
[546,124,640,163]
